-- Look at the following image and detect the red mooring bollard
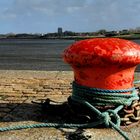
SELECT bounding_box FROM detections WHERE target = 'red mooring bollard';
[63,38,140,93]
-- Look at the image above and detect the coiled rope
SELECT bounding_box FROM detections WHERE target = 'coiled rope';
[71,81,139,140]
[0,81,140,140]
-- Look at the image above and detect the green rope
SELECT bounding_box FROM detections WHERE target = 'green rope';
[72,81,139,106]
[72,81,136,93]
[71,81,140,140]
[134,80,140,84]
[0,81,140,140]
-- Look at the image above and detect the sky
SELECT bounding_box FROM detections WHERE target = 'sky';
[0,0,140,34]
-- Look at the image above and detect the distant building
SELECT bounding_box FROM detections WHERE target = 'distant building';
[119,29,129,35]
[135,27,140,33]
[105,31,118,37]
[58,27,63,35]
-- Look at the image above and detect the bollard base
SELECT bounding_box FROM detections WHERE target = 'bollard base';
[33,96,140,128]
[67,96,140,128]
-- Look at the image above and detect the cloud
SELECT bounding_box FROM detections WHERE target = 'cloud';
[3,0,87,17]
[74,0,140,30]
[0,0,140,33]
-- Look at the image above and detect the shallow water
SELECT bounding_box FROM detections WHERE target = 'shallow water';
[0,39,74,71]
[0,39,139,71]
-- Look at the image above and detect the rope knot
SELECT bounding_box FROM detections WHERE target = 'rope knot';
[101,112,110,127]
[100,109,121,128]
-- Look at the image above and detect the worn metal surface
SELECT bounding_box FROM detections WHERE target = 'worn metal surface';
[121,99,140,126]
[63,38,140,90]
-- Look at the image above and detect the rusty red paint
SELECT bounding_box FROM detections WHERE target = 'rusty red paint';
[63,38,140,92]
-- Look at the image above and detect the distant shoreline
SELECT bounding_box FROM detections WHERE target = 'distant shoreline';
[0,36,140,41]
